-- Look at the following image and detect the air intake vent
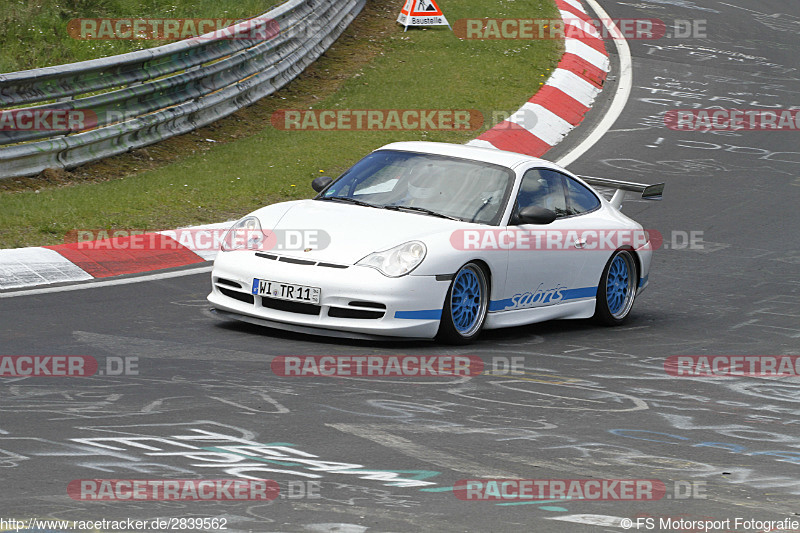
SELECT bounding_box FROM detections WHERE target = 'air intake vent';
[348,301,386,310]
[328,307,385,319]
[255,252,349,269]
[279,256,316,266]
[218,287,254,304]
[262,298,321,315]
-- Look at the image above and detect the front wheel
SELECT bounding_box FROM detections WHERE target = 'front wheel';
[594,249,637,326]
[436,262,489,345]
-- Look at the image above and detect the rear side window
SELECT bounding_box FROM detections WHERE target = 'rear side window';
[516,169,568,217]
[564,176,601,215]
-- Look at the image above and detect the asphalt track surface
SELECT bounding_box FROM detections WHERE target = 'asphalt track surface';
[2,1,800,531]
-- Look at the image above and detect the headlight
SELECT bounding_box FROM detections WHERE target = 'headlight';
[221,216,268,251]
[356,241,426,277]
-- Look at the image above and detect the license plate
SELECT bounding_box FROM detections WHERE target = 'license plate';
[252,278,320,305]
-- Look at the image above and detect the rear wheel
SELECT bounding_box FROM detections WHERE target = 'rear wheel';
[436,262,489,344]
[594,249,637,326]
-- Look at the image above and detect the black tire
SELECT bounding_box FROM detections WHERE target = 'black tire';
[593,249,638,326]
[436,262,489,345]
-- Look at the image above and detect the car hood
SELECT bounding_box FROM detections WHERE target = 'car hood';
[255,199,461,264]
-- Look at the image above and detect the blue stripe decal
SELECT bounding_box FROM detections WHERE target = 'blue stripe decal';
[561,287,596,300]
[489,298,513,312]
[394,309,442,320]
[639,273,649,287]
[489,286,596,312]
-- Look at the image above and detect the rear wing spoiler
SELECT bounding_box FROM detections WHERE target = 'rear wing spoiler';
[577,176,665,210]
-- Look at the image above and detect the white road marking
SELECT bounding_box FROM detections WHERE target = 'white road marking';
[0,265,211,298]
[557,0,634,168]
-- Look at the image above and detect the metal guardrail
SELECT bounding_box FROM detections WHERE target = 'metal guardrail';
[0,0,365,179]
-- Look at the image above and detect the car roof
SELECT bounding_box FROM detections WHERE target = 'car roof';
[376,141,555,171]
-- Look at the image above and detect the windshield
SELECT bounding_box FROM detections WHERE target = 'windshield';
[318,150,515,225]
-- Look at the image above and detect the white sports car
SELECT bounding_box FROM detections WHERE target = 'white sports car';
[208,141,663,343]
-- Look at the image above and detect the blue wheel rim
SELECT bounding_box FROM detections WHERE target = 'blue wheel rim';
[451,267,483,334]
[606,255,630,316]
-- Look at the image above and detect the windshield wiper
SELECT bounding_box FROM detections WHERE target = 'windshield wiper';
[383,205,460,221]
[318,196,377,208]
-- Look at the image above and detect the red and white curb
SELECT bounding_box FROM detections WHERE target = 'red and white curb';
[0,0,611,291]
[467,0,610,156]
[0,223,229,290]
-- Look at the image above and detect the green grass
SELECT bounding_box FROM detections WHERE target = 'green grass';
[0,0,276,72]
[0,0,562,248]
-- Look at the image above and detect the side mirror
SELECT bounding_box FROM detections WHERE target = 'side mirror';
[311,176,333,192]
[517,206,557,225]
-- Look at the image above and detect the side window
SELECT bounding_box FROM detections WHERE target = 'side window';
[516,169,567,217]
[564,176,601,215]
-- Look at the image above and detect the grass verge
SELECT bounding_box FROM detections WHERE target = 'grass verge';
[0,0,277,72]
[0,0,562,248]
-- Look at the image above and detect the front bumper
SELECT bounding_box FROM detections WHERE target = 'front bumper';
[207,251,450,339]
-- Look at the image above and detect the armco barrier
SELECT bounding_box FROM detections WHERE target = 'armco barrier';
[0,0,365,179]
